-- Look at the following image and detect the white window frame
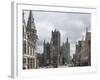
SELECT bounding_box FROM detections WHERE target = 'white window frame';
[11,1,97,78]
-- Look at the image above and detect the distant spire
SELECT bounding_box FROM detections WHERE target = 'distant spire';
[66,37,68,43]
[86,27,88,32]
[44,40,45,44]
[23,12,24,22]
[23,11,26,27]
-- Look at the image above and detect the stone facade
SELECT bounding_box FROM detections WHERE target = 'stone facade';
[80,32,91,66]
[61,38,70,65]
[51,30,61,67]
[43,41,53,67]
[73,31,91,66]
[23,10,38,69]
[43,29,70,68]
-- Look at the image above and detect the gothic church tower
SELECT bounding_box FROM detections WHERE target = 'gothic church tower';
[51,29,61,67]
[23,10,38,69]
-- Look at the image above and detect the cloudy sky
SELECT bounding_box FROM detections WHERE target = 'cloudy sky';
[23,10,91,57]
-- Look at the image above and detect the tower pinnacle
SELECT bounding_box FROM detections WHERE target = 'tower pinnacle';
[27,10,36,29]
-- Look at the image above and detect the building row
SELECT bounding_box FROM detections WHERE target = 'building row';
[37,30,71,68]
[72,30,91,66]
[22,10,71,69]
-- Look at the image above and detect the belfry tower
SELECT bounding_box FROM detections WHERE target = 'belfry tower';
[51,29,61,67]
[23,10,38,69]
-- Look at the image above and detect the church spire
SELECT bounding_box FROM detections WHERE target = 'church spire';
[86,27,88,32]
[66,37,68,43]
[23,11,26,28]
[23,11,26,35]
[44,40,45,45]
[66,37,69,44]
[27,10,36,30]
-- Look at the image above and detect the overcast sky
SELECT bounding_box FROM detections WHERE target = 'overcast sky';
[23,10,91,57]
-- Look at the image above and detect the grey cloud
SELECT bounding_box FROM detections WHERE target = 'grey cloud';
[37,40,43,46]
[24,10,91,55]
